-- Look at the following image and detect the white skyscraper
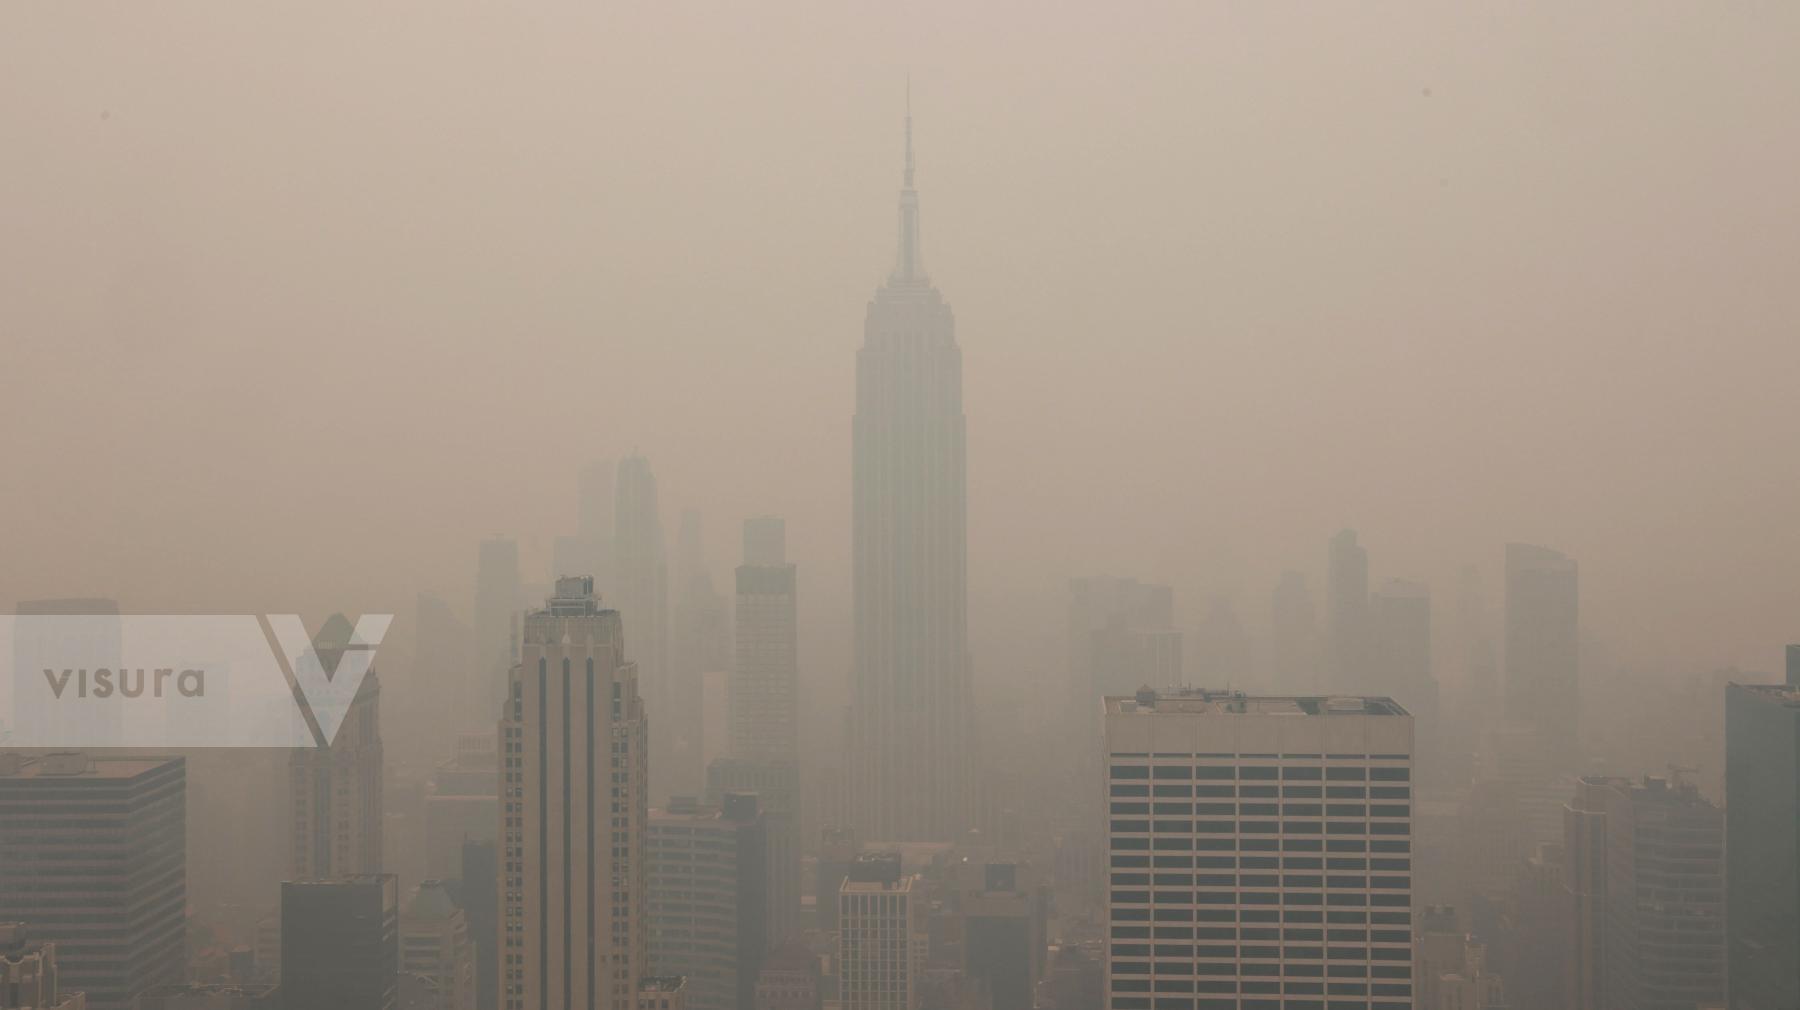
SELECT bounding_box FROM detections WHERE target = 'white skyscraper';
[500,577,647,1010]
[1103,688,1415,1010]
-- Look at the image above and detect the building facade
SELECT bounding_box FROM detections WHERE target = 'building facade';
[645,794,769,1010]
[1724,648,1800,1010]
[0,753,185,1010]
[1103,689,1415,1010]
[402,881,476,1010]
[499,577,648,1010]
[280,875,400,1010]
[849,101,974,842]
[0,922,85,1010]
[838,860,922,1010]
[1502,543,1579,767]
[289,613,385,881]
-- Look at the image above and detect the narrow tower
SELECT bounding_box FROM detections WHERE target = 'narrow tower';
[848,94,974,841]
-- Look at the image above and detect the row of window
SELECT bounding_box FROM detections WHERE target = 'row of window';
[1112,785,1409,799]
[1111,857,1411,874]
[1111,927,1409,943]
[1112,894,1411,915]
[1112,826,1410,847]
[1111,910,1413,931]
[1112,943,1409,960]
[1111,991,1412,1009]
[1110,766,1410,782]
[1112,803,1408,816]
[1109,873,1411,894]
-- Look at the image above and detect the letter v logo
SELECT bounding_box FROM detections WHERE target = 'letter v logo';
[263,614,393,747]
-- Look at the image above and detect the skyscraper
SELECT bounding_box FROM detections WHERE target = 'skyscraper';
[474,537,522,726]
[671,509,729,797]
[957,862,1048,1010]
[1069,577,1183,716]
[1103,688,1415,1010]
[1326,529,1373,694]
[499,577,647,1010]
[732,517,799,765]
[837,857,921,1010]
[0,754,185,1010]
[289,613,385,881]
[554,459,617,595]
[849,97,974,842]
[1370,578,1437,722]
[1724,647,1800,1010]
[1502,543,1579,766]
[280,875,399,1010]
[614,455,671,802]
[645,793,769,1010]
[1564,775,1724,1010]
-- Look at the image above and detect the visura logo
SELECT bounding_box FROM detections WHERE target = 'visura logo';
[42,667,206,699]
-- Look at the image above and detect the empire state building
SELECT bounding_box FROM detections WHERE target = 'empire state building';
[848,100,974,841]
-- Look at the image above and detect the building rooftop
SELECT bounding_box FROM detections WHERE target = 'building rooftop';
[0,752,181,779]
[1731,681,1800,707]
[639,976,687,993]
[840,875,915,894]
[1104,688,1407,718]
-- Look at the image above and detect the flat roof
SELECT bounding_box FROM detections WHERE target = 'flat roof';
[0,754,181,779]
[1104,690,1407,718]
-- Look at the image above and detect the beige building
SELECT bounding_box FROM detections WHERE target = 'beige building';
[0,922,85,1010]
[289,614,385,881]
[402,881,475,1010]
[424,733,500,882]
[838,860,922,1010]
[501,577,648,1010]
[1102,689,1415,1009]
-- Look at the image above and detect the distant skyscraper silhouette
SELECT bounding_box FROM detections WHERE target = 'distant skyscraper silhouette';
[613,455,671,801]
[1502,543,1579,765]
[473,537,521,726]
[290,614,384,881]
[671,509,728,797]
[848,97,973,842]
[1268,571,1318,693]
[1724,648,1800,1010]
[1371,577,1438,719]
[1326,529,1372,693]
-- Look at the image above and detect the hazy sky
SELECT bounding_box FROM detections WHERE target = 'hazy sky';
[5,2,1798,694]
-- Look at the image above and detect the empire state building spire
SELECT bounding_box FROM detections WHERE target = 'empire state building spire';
[892,85,925,284]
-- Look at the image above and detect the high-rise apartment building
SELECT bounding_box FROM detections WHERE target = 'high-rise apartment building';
[1724,646,1800,1010]
[402,881,476,1010]
[499,577,647,1010]
[0,922,85,1010]
[1326,530,1373,694]
[290,613,385,880]
[280,874,399,1010]
[849,100,974,842]
[1564,775,1724,1010]
[1103,689,1415,1010]
[1502,543,1579,766]
[645,793,769,1010]
[0,753,185,1010]
[837,857,921,1010]
[475,537,523,726]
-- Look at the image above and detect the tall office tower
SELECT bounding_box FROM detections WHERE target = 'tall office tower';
[671,509,730,797]
[849,100,974,843]
[1269,572,1318,694]
[1370,579,1438,722]
[1564,775,1725,1010]
[706,760,801,945]
[957,863,1049,1010]
[499,577,647,1010]
[837,856,922,1010]
[410,593,473,762]
[460,840,499,1010]
[1326,529,1373,694]
[475,537,523,726]
[1067,577,1184,793]
[289,614,385,880]
[402,881,476,1010]
[732,516,800,765]
[1103,689,1415,1010]
[425,733,500,882]
[1724,647,1800,1010]
[1498,842,1569,1010]
[645,794,769,1010]
[280,875,400,1010]
[0,753,184,1010]
[1502,543,1579,766]
[614,455,672,801]
[1412,908,1504,1010]
[0,921,85,1010]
